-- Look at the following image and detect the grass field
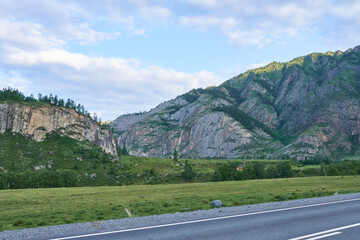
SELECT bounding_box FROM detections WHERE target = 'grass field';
[1,176,359,231]
[121,156,286,175]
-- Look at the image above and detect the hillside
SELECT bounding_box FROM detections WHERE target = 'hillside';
[111,46,360,160]
[0,101,117,155]
[0,131,123,187]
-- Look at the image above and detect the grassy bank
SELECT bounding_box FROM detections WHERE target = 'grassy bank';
[1,131,291,187]
[1,176,359,231]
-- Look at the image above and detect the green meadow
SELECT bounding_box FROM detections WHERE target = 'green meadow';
[1,176,359,231]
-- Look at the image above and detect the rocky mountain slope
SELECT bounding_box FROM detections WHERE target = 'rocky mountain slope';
[0,102,117,155]
[111,46,360,160]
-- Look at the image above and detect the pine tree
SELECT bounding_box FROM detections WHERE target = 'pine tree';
[173,150,178,162]
[54,95,58,105]
[182,160,194,182]
[122,145,129,156]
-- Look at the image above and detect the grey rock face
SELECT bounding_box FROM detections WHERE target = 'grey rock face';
[0,103,117,155]
[110,96,189,133]
[210,200,223,208]
[113,46,360,160]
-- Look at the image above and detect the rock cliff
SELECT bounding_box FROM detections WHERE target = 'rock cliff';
[0,103,117,155]
[111,46,360,160]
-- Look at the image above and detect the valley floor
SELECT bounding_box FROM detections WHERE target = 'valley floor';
[1,176,359,231]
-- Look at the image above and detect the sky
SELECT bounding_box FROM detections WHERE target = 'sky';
[1,0,360,121]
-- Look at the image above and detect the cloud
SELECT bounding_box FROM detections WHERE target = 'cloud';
[179,16,236,32]
[179,1,302,47]
[2,0,359,49]
[0,70,31,92]
[178,0,360,48]
[0,19,63,51]
[0,1,119,45]
[2,0,360,120]
[227,30,272,47]
[1,50,222,120]
[0,18,222,120]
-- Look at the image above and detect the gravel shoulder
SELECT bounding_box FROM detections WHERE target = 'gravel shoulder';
[1,192,360,240]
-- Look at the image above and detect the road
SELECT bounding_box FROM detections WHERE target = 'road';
[50,197,360,240]
[1,194,360,240]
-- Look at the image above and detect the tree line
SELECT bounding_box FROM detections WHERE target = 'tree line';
[0,87,97,121]
[211,160,360,182]
[2,159,360,189]
[0,170,77,190]
[212,161,293,182]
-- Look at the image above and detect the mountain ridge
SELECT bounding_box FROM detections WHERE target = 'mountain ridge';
[111,45,360,160]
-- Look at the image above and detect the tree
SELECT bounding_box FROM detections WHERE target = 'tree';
[277,162,293,178]
[122,145,129,156]
[213,162,235,181]
[25,94,36,102]
[173,150,178,162]
[266,164,280,179]
[58,99,65,107]
[327,165,339,176]
[0,88,91,118]
[76,104,81,113]
[0,87,25,102]
[320,162,327,176]
[93,112,98,122]
[65,98,71,108]
[182,160,195,182]
[252,162,265,179]
[54,95,58,105]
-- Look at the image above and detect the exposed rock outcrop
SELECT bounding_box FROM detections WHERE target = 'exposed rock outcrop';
[0,103,117,155]
[112,46,360,160]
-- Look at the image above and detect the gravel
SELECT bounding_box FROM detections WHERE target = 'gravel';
[1,192,360,240]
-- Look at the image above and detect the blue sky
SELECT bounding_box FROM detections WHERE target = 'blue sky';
[1,0,360,120]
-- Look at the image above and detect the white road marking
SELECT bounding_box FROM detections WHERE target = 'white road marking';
[305,232,342,240]
[289,223,360,240]
[49,197,360,240]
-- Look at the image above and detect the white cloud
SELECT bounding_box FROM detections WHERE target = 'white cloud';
[182,0,219,8]
[138,6,172,20]
[3,0,359,49]
[2,0,360,120]
[0,18,222,120]
[180,16,236,31]
[0,1,119,45]
[1,50,222,120]
[328,1,360,21]
[0,19,64,50]
[227,30,272,47]
[0,70,31,92]
[178,0,360,48]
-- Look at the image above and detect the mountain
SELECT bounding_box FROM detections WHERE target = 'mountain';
[111,46,360,160]
[0,102,117,155]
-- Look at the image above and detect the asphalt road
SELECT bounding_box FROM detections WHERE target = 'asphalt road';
[52,198,360,240]
[2,193,360,240]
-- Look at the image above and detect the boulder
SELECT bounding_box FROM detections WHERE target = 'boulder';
[210,200,223,208]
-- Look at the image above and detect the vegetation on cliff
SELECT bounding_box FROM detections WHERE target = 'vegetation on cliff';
[0,87,90,118]
[113,46,360,160]
[0,87,111,128]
